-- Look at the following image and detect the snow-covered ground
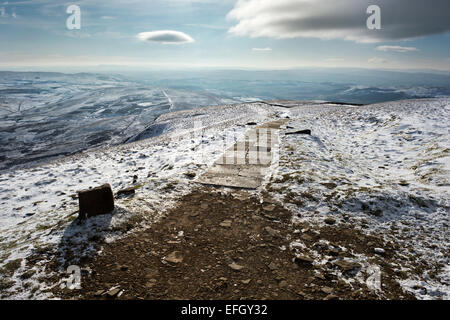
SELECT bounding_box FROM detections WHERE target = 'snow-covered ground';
[0,102,275,299]
[0,98,448,300]
[0,72,240,171]
[267,98,449,300]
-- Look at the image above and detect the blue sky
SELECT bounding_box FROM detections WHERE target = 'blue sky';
[1,0,449,71]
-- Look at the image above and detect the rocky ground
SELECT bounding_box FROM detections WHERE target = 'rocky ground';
[50,188,415,300]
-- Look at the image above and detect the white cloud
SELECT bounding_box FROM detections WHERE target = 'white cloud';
[368,57,387,63]
[137,30,195,44]
[376,45,418,53]
[252,47,272,52]
[227,0,450,43]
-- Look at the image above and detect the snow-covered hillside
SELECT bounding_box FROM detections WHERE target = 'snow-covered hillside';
[0,102,275,299]
[268,98,449,299]
[0,72,239,171]
[0,98,448,300]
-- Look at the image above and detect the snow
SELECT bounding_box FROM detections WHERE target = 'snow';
[266,98,449,300]
[0,102,275,299]
[0,97,448,300]
[0,72,242,172]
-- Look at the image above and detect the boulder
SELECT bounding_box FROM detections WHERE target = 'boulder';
[78,184,115,219]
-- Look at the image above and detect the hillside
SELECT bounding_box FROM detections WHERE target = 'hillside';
[0,98,448,300]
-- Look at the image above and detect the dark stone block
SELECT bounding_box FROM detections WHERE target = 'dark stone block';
[78,184,115,219]
[285,129,312,135]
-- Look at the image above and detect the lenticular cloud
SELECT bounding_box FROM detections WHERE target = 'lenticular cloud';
[137,30,195,44]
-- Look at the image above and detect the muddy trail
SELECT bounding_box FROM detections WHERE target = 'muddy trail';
[51,188,414,300]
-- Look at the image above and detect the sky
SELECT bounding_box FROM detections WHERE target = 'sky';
[1,0,450,71]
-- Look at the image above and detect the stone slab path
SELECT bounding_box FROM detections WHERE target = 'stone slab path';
[196,119,290,189]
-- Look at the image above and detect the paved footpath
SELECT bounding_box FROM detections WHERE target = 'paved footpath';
[196,119,290,189]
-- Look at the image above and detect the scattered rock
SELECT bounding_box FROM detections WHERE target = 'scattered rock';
[322,182,337,189]
[78,184,115,219]
[241,279,251,285]
[315,273,326,280]
[264,226,281,237]
[184,172,196,179]
[324,294,339,300]
[228,262,244,271]
[333,260,361,273]
[300,234,313,242]
[374,248,386,255]
[262,212,277,220]
[220,220,232,228]
[328,248,340,256]
[116,187,135,199]
[294,255,314,265]
[297,290,306,298]
[214,279,228,292]
[94,290,104,297]
[371,209,383,217]
[263,205,276,212]
[164,251,184,264]
[321,287,333,294]
[106,287,121,298]
[268,262,279,271]
[324,217,336,225]
[146,279,157,288]
[119,265,129,272]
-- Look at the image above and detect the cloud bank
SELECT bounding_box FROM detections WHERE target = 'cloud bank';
[376,45,418,53]
[227,0,450,43]
[252,47,272,51]
[137,30,195,44]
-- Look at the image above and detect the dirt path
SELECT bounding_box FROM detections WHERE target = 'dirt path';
[52,188,414,300]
